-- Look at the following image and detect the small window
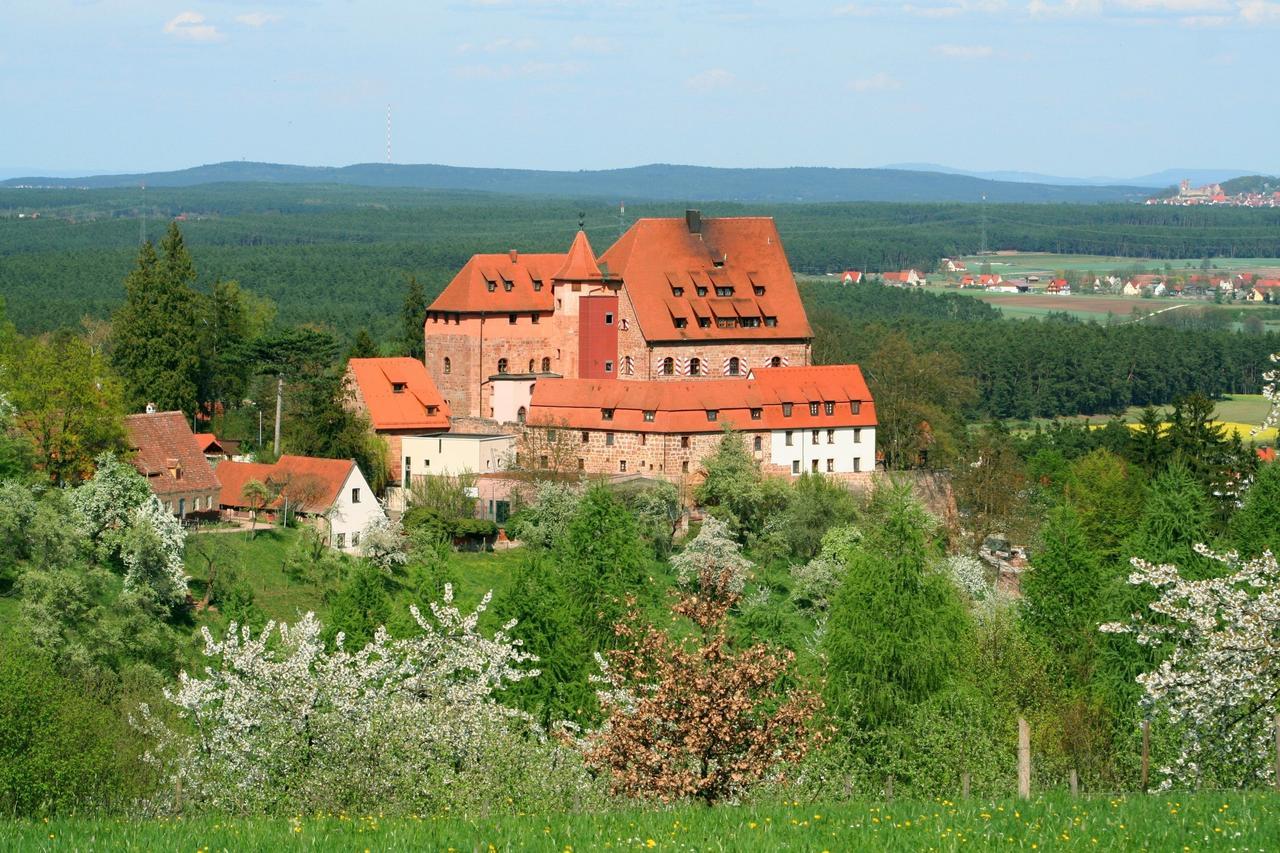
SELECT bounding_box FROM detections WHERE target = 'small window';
[754,285,765,296]
[811,459,819,473]
[825,401,835,416]
[750,408,762,420]
[509,313,518,324]
[764,317,778,327]
[606,432,615,446]
[728,356,740,376]
[532,314,540,324]
[640,433,647,446]
[604,360,613,373]
[518,406,527,424]
[392,382,407,394]
[336,532,345,548]
[528,359,535,373]
[682,460,690,473]
[671,286,684,296]
[674,318,688,329]
[539,454,548,468]
[715,286,733,297]
[662,357,675,375]
[601,408,614,421]
[696,286,708,297]
[854,428,862,443]
[809,402,820,416]
[643,410,655,422]
[811,430,820,445]
[851,401,861,414]
[605,312,614,325]
[503,281,513,292]
[578,457,585,470]
[785,430,794,447]
[697,317,711,328]
[533,279,543,291]
[783,403,793,417]
[351,488,361,504]
[706,410,718,422]
[681,435,690,449]
[581,431,590,443]
[619,460,627,472]
[689,357,701,375]
[854,457,861,473]
[741,317,760,328]
[753,435,762,451]
[548,429,557,441]
[791,460,800,475]
[827,429,835,444]
[827,458,835,473]
[770,356,782,367]
[443,357,452,374]
[542,357,551,372]
[486,280,497,292]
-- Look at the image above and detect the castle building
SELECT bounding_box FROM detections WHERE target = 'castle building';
[424,211,813,421]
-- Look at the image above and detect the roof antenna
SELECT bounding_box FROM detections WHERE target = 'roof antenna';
[578,210,584,230]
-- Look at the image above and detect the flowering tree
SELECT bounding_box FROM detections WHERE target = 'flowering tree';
[68,452,153,561]
[1100,547,1280,789]
[583,538,822,805]
[121,495,188,609]
[359,513,408,572]
[670,515,751,601]
[134,587,589,815]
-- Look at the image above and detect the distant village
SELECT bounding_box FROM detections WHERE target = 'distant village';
[1146,178,1280,208]
[841,258,1280,302]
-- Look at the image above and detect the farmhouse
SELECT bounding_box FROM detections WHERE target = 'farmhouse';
[423,211,813,421]
[346,357,451,485]
[124,407,221,519]
[880,269,924,287]
[525,365,876,481]
[217,455,385,552]
[839,270,863,284]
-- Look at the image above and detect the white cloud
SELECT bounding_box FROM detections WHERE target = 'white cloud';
[163,11,223,42]
[848,71,902,92]
[935,43,995,58]
[1239,0,1280,21]
[684,68,736,92]
[235,12,282,28]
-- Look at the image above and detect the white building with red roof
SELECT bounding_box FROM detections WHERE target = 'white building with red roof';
[346,357,451,485]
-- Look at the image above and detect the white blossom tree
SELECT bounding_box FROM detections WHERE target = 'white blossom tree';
[1101,546,1280,789]
[135,587,594,815]
[359,512,408,572]
[671,515,752,601]
[121,495,188,608]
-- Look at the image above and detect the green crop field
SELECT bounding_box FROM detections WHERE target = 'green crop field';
[7,793,1277,851]
[957,252,1280,277]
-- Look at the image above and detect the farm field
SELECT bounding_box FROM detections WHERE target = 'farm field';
[956,252,1280,277]
[8,793,1277,851]
[1011,394,1277,443]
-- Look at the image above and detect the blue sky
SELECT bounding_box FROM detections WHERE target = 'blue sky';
[0,0,1274,177]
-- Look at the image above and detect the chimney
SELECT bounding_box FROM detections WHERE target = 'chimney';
[685,209,701,234]
[509,249,519,263]
[145,402,156,414]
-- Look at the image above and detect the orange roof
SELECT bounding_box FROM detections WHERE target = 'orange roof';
[192,433,224,454]
[347,357,450,430]
[218,455,356,513]
[528,365,875,434]
[124,411,220,496]
[598,216,812,344]
[552,230,604,281]
[428,251,566,314]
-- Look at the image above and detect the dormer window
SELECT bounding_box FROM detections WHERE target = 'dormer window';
[391,382,407,394]
[601,408,614,421]
[503,280,513,292]
[697,317,711,328]
[533,279,543,291]
[715,286,733,297]
[764,316,778,327]
[706,410,718,422]
[782,403,793,417]
[427,405,437,415]
[696,286,708,297]
[674,318,688,329]
[750,407,762,420]
[643,410,655,422]
[741,317,760,328]
[716,318,736,329]
[825,401,835,416]
[671,286,684,296]
[851,401,861,414]
[486,280,497,292]
[754,286,765,296]
[809,402,820,416]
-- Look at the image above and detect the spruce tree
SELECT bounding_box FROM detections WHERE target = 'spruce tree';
[111,223,201,414]
[348,329,379,359]
[1228,462,1280,557]
[401,275,427,359]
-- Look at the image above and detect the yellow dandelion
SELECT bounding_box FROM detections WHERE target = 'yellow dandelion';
[645,840,656,848]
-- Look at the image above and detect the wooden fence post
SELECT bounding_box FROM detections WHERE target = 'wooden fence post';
[1069,769,1078,797]
[961,772,971,799]
[1017,717,1031,800]
[1273,713,1280,793]
[1141,719,1151,793]
[886,775,894,802]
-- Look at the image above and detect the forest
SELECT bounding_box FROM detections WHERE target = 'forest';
[5,183,1280,337]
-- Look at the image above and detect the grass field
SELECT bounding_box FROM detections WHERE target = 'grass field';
[957,252,1280,277]
[7,793,1277,851]
[1009,394,1278,443]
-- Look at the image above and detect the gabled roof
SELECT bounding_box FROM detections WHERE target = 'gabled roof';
[598,217,812,343]
[528,365,875,433]
[193,433,225,454]
[217,454,357,514]
[552,230,604,281]
[428,251,565,314]
[347,357,451,431]
[123,411,220,496]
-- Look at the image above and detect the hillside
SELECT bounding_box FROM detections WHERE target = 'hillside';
[1,161,1150,204]
[1221,174,1280,195]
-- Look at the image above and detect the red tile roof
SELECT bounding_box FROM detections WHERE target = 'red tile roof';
[598,217,812,344]
[124,411,220,496]
[552,230,604,281]
[217,455,356,513]
[528,365,875,434]
[347,357,451,431]
[192,433,225,454]
[428,251,566,314]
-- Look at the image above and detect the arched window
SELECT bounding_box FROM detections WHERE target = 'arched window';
[517,406,527,424]
[497,358,508,374]
[689,357,701,376]
[728,356,740,376]
[770,356,782,368]
[528,358,535,373]
[541,356,551,372]
[443,357,452,374]
[662,357,674,376]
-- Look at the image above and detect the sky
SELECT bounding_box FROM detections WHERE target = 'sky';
[0,0,1275,178]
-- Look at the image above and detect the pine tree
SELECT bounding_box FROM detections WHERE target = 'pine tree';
[111,223,202,414]
[348,329,379,359]
[401,276,427,359]
[1228,462,1280,557]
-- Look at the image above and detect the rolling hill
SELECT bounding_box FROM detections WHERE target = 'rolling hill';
[1,161,1150,204]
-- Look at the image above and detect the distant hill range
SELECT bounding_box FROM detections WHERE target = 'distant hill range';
[0,161,1153,204]
[884,163,1261,190]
